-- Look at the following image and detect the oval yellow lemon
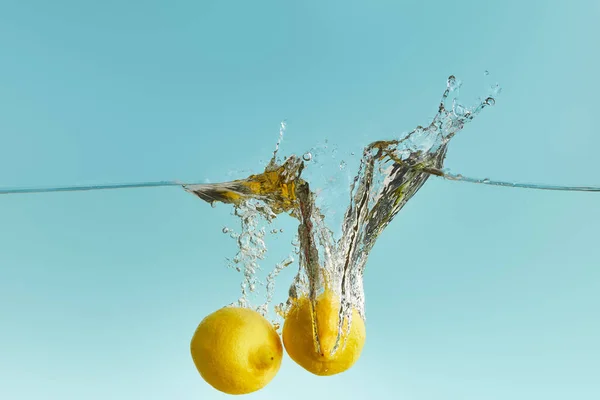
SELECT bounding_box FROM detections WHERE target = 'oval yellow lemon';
[190,306,283,395]
[282,289,366,376]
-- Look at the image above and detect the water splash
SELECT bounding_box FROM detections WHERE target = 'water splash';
[269,120,287,168]
[0,74,596,350]
[184,75,500,354]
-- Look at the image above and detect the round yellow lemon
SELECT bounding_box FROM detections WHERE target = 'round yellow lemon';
[190,306,283,395]
[282,289,366,376]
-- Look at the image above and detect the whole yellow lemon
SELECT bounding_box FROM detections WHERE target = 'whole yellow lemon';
[190,306,283,395]
[282,289,366,376]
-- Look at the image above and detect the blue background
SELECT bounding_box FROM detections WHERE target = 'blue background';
[1,1,599,399]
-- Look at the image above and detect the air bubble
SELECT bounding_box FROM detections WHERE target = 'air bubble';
[453,102,467,116]
[222,227,230,234]
[484,70,490,76]
[303,152,313,161]
[482,178,490,184]
[211,201,217,208]
[484,97,496,106]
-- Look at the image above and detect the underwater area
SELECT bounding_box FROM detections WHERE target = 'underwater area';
[1,1,599,400]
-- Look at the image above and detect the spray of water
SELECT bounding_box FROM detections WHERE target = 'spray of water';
[183,75,504,354]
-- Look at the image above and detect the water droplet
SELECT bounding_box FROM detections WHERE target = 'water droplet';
[302,152,313,161]
[222,227,230,233]
[339,160,347,170]
[482,178,490,184]
[484,97,496,106]
[447,75,461,91]
[484,70,490,76]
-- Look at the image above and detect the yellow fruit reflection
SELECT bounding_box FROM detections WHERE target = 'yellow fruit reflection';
[282,289,366,376]
[190,306,283,395]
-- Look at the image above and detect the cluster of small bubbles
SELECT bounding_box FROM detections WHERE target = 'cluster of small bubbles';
[222,200,275,307]
[339,160,347,170]
[302,152,313,162]
[237,297,248,308]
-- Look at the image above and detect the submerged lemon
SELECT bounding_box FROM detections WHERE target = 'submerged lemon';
[282,289,366,376]
[190,306,283,395]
